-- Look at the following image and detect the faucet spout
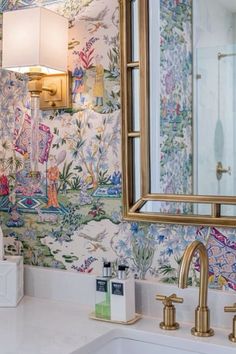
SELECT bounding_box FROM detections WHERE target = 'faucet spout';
[178,241,214,337]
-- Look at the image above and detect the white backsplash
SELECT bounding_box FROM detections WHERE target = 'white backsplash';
[25,266,236,330]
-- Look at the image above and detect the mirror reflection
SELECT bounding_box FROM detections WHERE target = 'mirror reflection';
[195,0,236,195]
[131,0,236,216]
[149,0,192,199]
[194,0,236,215]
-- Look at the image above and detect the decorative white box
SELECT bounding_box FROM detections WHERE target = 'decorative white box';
[0,256,24,307]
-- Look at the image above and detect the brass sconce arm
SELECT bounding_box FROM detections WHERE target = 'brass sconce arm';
[42,85,57,96]
[27,71,71,109]
[28,72,56,97]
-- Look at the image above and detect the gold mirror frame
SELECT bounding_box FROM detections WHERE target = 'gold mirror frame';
[120,0,236,227]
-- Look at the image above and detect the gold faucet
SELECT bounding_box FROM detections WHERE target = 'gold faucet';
[156,293,183,330]
[178,240,214,337]
[224,303,236,342]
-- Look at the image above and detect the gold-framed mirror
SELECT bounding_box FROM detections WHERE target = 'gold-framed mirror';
[120,0,236,227]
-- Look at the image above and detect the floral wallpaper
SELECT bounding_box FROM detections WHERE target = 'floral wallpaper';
[0,0,235,293]
[160,0,192,214]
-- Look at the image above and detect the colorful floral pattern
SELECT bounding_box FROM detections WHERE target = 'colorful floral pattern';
[160,0,192,213]
[0,0,236,292]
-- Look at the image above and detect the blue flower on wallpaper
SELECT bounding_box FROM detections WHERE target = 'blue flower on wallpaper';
[117,221,130,233]
[110,210,122,223]
[130,223,139,234]
[86,151,96,165]
[148,224,166,244]
[157,234,165,243]
[148,224,158,236]
[24,229,37,240]
[124,248,132,258]
[116,239,127,253]
[166,247,174,257]
[131,231,146,248]
[8,232,17,238]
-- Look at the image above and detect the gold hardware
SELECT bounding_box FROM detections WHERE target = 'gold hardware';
[28,71,71,110]
[28,72,45,97]
[178,241,214,337]
[216,162,231,181]
[224,303,236,342]
[218,52,236,60]
[127,61,140,68]
[156,293,183,330]
[128,132,141,138]
[211,204,221,218]
[42,83,57,96]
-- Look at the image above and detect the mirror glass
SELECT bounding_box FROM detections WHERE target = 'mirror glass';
[137,0,236,216]
[194,0,236,194]
[140,201,211,216]
[132,68,140,131]
[194,0,236,216]
[133,138,141,202]
[131,0,139,62]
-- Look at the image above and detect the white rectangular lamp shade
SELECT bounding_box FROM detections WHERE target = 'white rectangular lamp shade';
[2,7,68,74]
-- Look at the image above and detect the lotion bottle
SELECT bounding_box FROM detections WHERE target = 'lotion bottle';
[95,262,112,319]
[110,265,135,322]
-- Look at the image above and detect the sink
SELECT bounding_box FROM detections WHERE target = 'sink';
[71,328,235,354]
[75,337,199,354]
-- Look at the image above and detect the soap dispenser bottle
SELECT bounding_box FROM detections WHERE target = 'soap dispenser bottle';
[95,261,112,320]
[110,265,135,322]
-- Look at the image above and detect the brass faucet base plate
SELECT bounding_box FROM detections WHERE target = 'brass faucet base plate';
[229,334,236,342]
[160,322,179,330]
[191,327,214,337]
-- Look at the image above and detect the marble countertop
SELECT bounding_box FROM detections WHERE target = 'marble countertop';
[0,296,234,354]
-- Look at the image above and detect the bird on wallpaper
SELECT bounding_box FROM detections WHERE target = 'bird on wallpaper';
[79,6,109,22]
[79,229,108,252]
[79,5,109,33]
[88,22,108,34]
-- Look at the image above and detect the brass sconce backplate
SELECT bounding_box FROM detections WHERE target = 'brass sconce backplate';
[40,71,71,110]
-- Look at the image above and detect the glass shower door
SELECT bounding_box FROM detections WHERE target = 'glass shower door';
[195,45,236,215]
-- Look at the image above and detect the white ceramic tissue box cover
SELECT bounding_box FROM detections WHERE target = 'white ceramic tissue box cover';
[0,256,24,307]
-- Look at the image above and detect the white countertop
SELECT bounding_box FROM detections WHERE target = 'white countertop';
[0,296,235,354]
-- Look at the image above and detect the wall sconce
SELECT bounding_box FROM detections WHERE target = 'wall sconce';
[2,7,71,110]
[2,7,70,177]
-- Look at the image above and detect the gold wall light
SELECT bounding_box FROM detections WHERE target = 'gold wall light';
[2,7,71,110]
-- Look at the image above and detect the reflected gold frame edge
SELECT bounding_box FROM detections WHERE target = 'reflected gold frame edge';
[120,0,130,217]
[139,0,150,197]
[124,211,236,227]
[144,194,236,204]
